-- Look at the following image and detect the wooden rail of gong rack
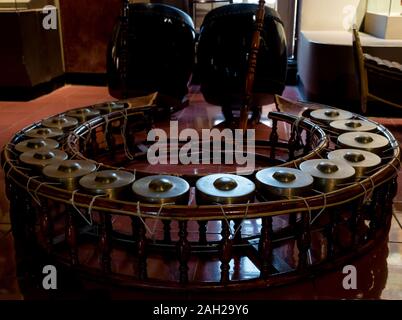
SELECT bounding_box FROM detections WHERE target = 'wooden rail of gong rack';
[239,0,266,130]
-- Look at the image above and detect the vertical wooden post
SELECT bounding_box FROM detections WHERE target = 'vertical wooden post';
[233,219,242,243]
[368,187,379,239]
[297,211,311,270]
[91,127,99,156]
[220,220,232,283]
[137,218,147,280]
[162,220,172,243]
[131,216,138,243]
[24,195,37,244]
[100,213,112,274]
[259,216,273,279]
[66,207,79,266]
[40,198,53,254]
[198,221,207,245]
[9,186,28,264]
[270,119,279,159]
[105,121,116,155]
[177,221,190,283]
[288,213,297,230]
[351,199,365,247]
[288,124,297,161]
[325,210,336,259]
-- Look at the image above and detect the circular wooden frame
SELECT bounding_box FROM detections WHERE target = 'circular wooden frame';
[1,102,400,292]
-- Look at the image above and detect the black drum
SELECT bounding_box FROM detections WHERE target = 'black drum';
[197,4,288,119]
[107,3,195,102]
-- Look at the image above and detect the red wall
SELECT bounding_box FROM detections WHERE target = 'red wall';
[59,0,122,74]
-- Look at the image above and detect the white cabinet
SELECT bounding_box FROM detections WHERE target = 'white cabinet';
[365,0,402,39]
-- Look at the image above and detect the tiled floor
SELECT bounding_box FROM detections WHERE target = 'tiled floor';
[0,84,402,300]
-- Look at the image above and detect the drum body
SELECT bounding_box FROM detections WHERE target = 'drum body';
[197,4,288,110]
[107,3,195,101]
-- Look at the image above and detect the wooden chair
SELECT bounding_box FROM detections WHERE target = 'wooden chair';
[352,27,402,115]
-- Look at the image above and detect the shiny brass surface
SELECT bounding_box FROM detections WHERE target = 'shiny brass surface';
[25,127,64,139]
[327,149,381,179]
[310,108,353,122]
[79,170,135,199]
[66,108,100,123]
[20,150,68,169]
[42,115,78,131]
[196,174,255,205]
[15,138,59,153]
[300,159,355,193]
[43,160,97,190]
[132,175,190,204]
[337,132,389,153]
[93,101,126,114]
[330,119,377,133]
[213,177,238,191]
[256,167,314,199]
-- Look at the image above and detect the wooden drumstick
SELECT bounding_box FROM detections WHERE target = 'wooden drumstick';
[120,0,130,99]
[240,0,266,131]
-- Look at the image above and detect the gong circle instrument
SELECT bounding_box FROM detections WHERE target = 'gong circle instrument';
[19,149,68,169]
[310,108,353,123]
[337,132,389,153]
[196,174,255,205]
[79,170,135,199]
[327,149,381,179]
[1,97,399,293]
[15,138,59,153]
[255,167,314,199]
[25,127,64,139]
[299,159,356,193]
[66,108,100,123]
[1,0,400,294]
[93,101,126,114]
[42,115,78,131]
[132,175,190,204]
[329,119,377,133]
[43,160,97,190]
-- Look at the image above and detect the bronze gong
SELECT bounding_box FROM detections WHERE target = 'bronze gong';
[43,160,97,190]
[66,108,100,123]
[327,149,381,179]
[310,108,353,123]
[25,127,64,139]
[93,101,126,115]
[255,167,314,199]
[15,138,59,153]
[329,119,377,133]
[196,174,255,205]
[132,175,190,204]
[300,159,355,193]
[79,170,135,199]
[20,149,68,169]
[42,115,78,131]
[337,132,389,154]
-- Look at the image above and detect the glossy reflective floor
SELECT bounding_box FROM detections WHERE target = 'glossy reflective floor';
[0,85,402,300]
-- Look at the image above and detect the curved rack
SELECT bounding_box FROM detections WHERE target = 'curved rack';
[1,102,400,292]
